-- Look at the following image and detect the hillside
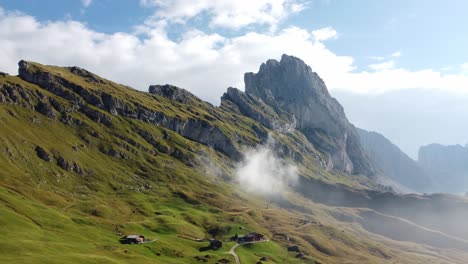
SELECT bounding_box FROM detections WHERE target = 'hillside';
[2,56,468,264]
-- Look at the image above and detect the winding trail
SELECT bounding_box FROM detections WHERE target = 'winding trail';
[227,240,269,264]
[228,243,241,264]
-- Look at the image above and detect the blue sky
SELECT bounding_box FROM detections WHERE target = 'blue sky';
[1,0,468,157]
[3,0,468,71]
[0,0,150,33]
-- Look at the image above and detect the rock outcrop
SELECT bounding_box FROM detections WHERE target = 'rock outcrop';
[35,146,51,161]
[221,87,294,133]
[149,84,196,104]
[239,55,374,175]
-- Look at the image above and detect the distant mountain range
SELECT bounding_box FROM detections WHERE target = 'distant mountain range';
[358,128,468,194]
[357,128,434,192]
[419,143,468,193]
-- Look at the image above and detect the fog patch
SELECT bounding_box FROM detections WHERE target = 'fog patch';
[235,137,298,196]
[196,152,229,181]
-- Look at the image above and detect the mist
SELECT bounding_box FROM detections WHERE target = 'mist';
[235,137,298,196]
[333,89,468,159]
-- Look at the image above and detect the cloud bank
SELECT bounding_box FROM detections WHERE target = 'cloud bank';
[2,5,468,105]
[140,0,305,30]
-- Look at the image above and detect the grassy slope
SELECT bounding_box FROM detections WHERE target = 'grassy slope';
[1,64,467,264]
[0,105,261,264]
[0,70,305,263]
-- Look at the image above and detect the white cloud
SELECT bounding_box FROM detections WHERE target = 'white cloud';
[391,51,402,57]
[369,51,401,64]
[81,0,92,8]
[461,63,468,75]
[369,60,395,71]
[331,68,468,94]
[312,26,337,42]
[441,66,453,72]
[290,2,306,13]
[140,0,305,30]
[235,136,298,196]
[0,9,352,103]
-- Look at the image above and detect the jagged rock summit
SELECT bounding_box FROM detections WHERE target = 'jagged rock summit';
[227,54,374,175]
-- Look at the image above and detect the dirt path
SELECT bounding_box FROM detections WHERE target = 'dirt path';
[228,243,241,264]
[227,240,269,264]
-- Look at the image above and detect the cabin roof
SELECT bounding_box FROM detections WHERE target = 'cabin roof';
[245,232,262,236]
[125,235,143,239]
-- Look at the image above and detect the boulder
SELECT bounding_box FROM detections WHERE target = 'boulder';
[35,146,51,161]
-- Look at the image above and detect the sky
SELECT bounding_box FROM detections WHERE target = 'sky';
[1,0,468,158]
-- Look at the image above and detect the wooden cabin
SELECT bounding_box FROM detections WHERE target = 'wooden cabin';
[238,232,264,242]
[209,239,223,250]
[120,234,145,244]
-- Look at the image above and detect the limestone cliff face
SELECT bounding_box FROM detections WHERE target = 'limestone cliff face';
[16,60,243,160]
[241,54,374,175]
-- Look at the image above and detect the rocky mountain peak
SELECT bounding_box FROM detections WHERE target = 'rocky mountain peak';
[246,54,330,105]
[243,54,374,175]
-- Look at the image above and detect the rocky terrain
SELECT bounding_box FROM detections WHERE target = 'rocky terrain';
[1,55,468,264]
